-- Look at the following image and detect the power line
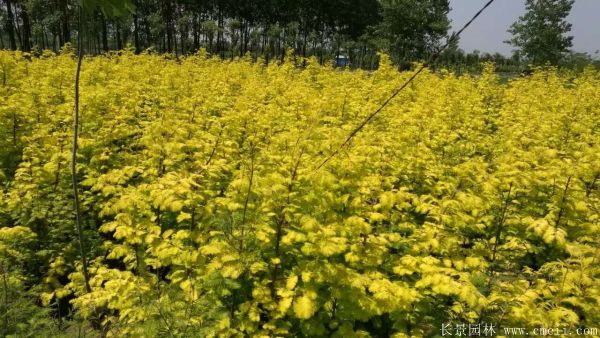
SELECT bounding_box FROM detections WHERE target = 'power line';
[314,0,497,171]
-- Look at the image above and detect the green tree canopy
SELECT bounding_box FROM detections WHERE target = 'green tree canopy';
[377,0,451,64]
[507,0,574,65]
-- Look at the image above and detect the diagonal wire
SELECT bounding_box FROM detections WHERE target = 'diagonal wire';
[314,0,497,171]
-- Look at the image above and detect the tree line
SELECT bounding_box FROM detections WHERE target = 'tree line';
[0,0,452,67]
[1,0,597,69]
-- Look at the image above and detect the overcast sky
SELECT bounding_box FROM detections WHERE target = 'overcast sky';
[448,0,600,57]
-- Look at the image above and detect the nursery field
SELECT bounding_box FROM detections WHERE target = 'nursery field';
[0,50,599,337]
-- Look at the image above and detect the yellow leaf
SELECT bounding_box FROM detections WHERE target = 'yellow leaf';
[177,212,192,223]
[293,293,317,319]
[286,275,298,290]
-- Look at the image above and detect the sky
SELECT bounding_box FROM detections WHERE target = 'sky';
[448,0,600,57]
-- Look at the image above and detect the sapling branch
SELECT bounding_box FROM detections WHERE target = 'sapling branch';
[554,176,571,231]
[269,148,304,298]
[71,3,91,294]
[239,142,255,252]
[487,182,513,288]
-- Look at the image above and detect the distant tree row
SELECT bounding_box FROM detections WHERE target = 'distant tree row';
[0,0,597,69]
[0,0,454,67]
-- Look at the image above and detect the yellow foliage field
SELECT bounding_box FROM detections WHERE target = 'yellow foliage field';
[0,50,599,337]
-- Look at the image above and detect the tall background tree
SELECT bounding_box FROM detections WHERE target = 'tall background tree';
[507,0,574,65]
[377,0,450,65]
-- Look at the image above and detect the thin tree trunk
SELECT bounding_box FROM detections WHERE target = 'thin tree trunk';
[12,112,17,145]
[72,4,92,294]
[95,29,100,54]
[53,25,59,49]
[43,28,49,50]
[12,8,22,48]
[115,22,123,50]
[87,29,92,54]
[21,6,32,52]
[193,14,199,51]
[174,29,187,55]
[100,13,108,52]
[133,10,141,53]
[60,0,70,45]
[144,16,152,50]
[1,263,9,337]
[302,26,307,58]
[163,0,173,52]
[218,13,224,58]
[4,0,17,50]
[0,27,4,49]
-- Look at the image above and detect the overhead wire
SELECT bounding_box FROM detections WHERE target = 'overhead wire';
[314,0,498,171]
